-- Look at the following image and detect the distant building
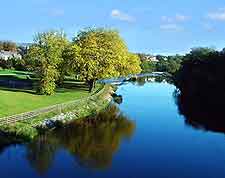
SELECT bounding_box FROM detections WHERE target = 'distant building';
[0,50,22,60]
[137,53,159,63]
[145,55,159,62]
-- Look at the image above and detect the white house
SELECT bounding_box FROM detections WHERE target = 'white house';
[0,50,22,60]
[145,55,159,63]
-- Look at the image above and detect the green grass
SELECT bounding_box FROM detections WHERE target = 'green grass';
[0,69,32,75]
[0,86,97,118]
[0,69,112,141]
[0,85,111,141]
[0,69,103,118]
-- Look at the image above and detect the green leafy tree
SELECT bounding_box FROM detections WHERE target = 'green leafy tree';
[58,44,82,84]
[155,54,183,74]
[140,61,155,73]
[26,31,68,95]
[184,47,216,61]
[71,28,141,91]
[156,55,167,61]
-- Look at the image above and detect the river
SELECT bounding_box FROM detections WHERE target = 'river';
[1,80,225,178]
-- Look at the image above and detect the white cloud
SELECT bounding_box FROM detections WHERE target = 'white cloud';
[111,9,135,23]
[175,14,190,22]
[161,14,190,23]
[161,16,173,23]
[160,24,183,31]
[208,9,225,21]
[160,14,189,32]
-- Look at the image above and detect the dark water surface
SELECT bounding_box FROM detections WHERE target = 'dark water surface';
[1,82,225,178]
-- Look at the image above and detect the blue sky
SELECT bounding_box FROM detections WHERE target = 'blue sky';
[1,0,225,55]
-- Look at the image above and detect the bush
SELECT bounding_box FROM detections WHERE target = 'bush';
[0,57,26,70]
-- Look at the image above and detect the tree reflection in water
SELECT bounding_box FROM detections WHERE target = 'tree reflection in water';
[130,76,171,86]
[174,89,225,134]
[26,104,135,175]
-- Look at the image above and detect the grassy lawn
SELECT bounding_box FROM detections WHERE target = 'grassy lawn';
[0,85,110,140]
[0,69,104,118]
[0,87,92,118]
[0,88,92,118]
[0,69,32,76]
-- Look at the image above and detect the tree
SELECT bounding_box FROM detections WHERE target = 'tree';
[58,44,81,85]
[174,48,225,133]
[26,31,68,95]
[154,54,183,74]
[222,48,225,54]
[17,45,29,58]
[140,61,155,73]
[156,55,166,61]
[0,41,17,52]
[0,58,13,69]
[185,47,216,61]
[71,28,141,92]
[122,53,142,75]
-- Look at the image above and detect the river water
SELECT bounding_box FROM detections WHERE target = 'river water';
[1,80,225,178]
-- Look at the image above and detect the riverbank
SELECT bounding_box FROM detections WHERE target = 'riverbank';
[0,85,114,141]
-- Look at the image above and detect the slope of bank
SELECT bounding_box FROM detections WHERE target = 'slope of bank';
[0,85,114,141]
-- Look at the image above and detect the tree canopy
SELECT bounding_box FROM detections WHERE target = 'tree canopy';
[68,28,141,91]
[139,53,183,74]
[26,31,68,95]
[174,48,225,134]
[24,28,141,95]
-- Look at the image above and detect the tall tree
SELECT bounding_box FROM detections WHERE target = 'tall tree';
[71,28,141,91]
[26,31,68,95]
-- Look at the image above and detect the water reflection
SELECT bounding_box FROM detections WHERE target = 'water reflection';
[25,105,135,174]
[130,76,171,86]
[1,82,225,178]
[175,89,225,134]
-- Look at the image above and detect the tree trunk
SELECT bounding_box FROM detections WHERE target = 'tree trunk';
[88,79,95,93]
[58,75,64,87]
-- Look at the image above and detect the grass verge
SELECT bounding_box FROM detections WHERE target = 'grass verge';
[0,85,113,141]
[0,84,104,118]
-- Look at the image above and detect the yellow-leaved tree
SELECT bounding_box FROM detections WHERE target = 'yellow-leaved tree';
[68,28,142,92]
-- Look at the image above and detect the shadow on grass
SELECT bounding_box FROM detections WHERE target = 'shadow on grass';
[0,75,29,80]
[0,83,90,95]
[0,75,91,94]
[62,82,89,91]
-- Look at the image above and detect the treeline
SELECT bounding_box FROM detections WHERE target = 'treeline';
[174,47,225,133]
[138,53,183,74]
[0,41,17,52]
[139,48,225,76]
[24,28,141,95]
[0,41,29,70]
[174,47,225,92]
